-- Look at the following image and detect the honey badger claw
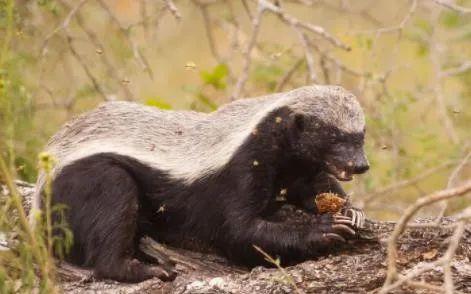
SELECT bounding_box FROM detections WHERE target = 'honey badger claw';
[333,214,355,225]
[324,233,346,243]
[333,215,351,220]
[332,224,356,236]
[148,265,177,281]
[345,208,365,228]
[359,210,365,227]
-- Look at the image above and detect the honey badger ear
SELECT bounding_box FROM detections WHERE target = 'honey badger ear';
[286,111,305,143]
[289,112,305,132]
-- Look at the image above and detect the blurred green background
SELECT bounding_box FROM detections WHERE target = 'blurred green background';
[1,0,470,220]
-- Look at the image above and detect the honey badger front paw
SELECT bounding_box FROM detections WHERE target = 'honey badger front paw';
[307,214,356,246]
[342,206,366,229]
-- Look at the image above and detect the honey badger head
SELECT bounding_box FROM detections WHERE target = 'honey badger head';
[285,86,369,181]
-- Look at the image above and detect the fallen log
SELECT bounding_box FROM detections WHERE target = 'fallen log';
[2,182,470,293]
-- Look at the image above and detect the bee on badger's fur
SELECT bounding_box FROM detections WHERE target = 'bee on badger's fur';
[32,85,369,282]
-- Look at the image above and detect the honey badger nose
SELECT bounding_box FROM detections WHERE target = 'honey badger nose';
[354,164,369,174]
[352,153,369,174]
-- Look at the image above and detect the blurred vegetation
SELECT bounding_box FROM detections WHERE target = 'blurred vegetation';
[0,0,469,216]
[0,0,469,207]
[0,0,470,290]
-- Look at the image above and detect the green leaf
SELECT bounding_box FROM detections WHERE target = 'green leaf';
[416,43,429,57]
[196,93,218,111]
[145,98,172,110]
[252,63,284,91]
[200,63,229,89]
[414,19,432,35]
[365,37,373,50]
[354,36,373,50]
[441,11,462,28]
[37,0,60,15]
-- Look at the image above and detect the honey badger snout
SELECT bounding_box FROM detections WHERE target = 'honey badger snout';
[350,152,369,174]
[325,145,369,181]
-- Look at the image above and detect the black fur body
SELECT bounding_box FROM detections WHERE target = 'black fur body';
[33,86,370,282]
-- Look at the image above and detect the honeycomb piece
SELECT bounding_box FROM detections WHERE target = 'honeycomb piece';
[315,192,346,214]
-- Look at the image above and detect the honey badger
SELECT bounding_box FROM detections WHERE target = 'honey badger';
[32,85,369,282]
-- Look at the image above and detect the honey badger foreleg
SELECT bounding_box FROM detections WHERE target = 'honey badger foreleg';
[221,171,357,264]
[224,206,356,263]
[285,172,366,228]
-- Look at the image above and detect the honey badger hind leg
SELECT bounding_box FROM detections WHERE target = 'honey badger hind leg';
[137,236,176,274]
[51,154,176,282]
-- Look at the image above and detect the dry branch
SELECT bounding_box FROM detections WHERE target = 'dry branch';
[429,9,460,145]
[294,29,317,83]
[231,1,265,100]
[441,61,471,77]
[259,0,351,51]
[382,180,471,293]
[432,0,471,14]
[357,0,417,35]
[437,152,471,219]
[40,0,89,56]
[198,2,221,62]
[60,0,136,101]
[275,57,304,91]
[361,160,461,205]
[96,0,154,79]
[163,0,182,20]
[65,35,109,102]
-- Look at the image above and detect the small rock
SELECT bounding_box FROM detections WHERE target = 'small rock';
[209,277,225,289]
[187,280,206,289]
